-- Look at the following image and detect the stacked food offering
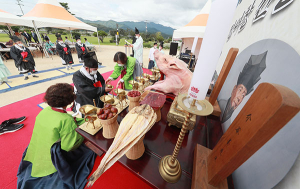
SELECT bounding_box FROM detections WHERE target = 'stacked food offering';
[87,104,157,187]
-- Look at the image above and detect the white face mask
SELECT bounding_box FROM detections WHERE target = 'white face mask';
[154,46,157,49]
[90,70,97,76]
[18,43,24,47]
[77,40,81,43]
[118,64,124,67]
[135,36,138,39]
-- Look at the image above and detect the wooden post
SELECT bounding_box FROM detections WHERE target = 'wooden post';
[209,48,239,105]
[192,83,300,188]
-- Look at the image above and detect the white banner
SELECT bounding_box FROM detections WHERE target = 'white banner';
[188,0,237,100]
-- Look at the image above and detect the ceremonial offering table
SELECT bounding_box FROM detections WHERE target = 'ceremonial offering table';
[76,99,224,189]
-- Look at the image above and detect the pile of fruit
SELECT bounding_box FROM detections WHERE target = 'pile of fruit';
[97,104,118,120]
[128,91,141,97]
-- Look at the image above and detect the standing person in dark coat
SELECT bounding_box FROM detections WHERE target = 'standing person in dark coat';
[30,30,38,43]
[75,35,88,64]
[22,31,31,43]
[56,37,74,70]
[72,52,112,117]
[10,36,38,80]
[44,34,50,41]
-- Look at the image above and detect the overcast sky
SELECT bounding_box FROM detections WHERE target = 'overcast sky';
[0,0,210,29]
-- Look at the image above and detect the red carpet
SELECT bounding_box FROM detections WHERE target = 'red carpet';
[0,69,154,189]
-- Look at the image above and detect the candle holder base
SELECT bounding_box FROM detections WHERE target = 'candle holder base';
[159,155,182,183]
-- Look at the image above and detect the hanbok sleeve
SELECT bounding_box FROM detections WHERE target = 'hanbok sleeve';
[10,47,23,66]
[65,44,72,54]
[133,38,143,51]
[60,118,84,152]
[109,64,123,80]
[73,72,106,100]
[121,58,135,81]
[75,44,83,57]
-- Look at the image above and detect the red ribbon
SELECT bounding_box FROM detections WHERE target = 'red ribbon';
[120,68,127,89]
[21,51,28,59]
[81,47,85,52]
[63,47,68,52]
[93,81,102,88]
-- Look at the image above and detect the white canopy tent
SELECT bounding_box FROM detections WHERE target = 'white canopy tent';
[0,9,34,35]
[22,0,97,32]
[173,0,211,59]
[21,0,98,57]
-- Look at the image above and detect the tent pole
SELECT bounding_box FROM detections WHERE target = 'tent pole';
[96,30,100,51]
[69,28,73,43]
[32,20,49,58]
[6,24,14,36]
[180,40,184,54]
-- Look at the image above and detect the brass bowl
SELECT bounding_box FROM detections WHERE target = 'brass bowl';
[129,80,142,90]
[79,104,97,115]
[114,89,126,95]
[118,93,126,101]
[136,76,143,81]
[143,73,150,79]
[107,84,113,89]
[100,95,120,106]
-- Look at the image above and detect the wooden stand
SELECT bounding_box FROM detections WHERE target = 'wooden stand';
[79,119,102,135]
[126,135,146,160]
[154,107,162,122]
[208,48,239,117]
[192,83,300,189]
[100,115,119,139]
[128,95,141,111]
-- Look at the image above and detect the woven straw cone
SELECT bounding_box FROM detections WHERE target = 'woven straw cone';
[125,112,157,160]
[128,93,141,111]
[100,114,119,139]
[126,135,146,160]
[154,107,162,122]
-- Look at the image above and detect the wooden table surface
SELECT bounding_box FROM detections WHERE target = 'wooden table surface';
[76,99,224,189]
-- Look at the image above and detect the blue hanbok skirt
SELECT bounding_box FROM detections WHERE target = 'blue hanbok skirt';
[17,142,96,189]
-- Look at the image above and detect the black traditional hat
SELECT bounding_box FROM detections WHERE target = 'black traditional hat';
[75,35,81,40]
[135,27,139,34]
[160,41,164,48]
[11,36,21,43]
[237,51,267,95]
[83,52,98,68]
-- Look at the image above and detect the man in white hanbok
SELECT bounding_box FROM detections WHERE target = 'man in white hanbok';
[128,27,143,67]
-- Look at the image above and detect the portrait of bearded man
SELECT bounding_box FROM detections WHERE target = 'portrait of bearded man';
[221,51,267,123]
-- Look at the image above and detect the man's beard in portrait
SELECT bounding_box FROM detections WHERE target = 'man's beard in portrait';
[221,97,235,123]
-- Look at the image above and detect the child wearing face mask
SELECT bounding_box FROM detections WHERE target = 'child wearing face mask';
[75,35,88,64]
[72,52,112,116]
[9,36,38,80]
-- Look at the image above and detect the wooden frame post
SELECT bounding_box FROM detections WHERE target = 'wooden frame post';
[192,83,300,189]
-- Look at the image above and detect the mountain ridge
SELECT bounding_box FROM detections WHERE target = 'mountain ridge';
[77,17,175,37]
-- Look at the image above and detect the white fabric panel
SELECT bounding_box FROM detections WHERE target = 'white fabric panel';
[181,38,203,59]
[173,26,206,40]
[22,17,97,32]
[0,12,33,27]
[199,0,212,14]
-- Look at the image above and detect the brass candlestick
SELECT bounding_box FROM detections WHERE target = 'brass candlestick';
[159,93,213,183]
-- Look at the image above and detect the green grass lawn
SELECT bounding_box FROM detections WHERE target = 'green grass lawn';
[0,33,155,47]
